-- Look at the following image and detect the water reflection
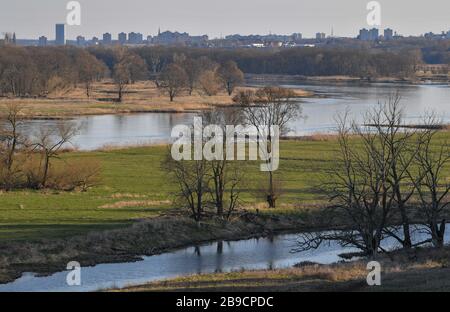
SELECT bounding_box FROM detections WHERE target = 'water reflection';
[2,225,450,292]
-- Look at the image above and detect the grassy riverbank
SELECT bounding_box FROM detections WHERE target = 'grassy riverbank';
[0,80,312,119]
[1,131,449,242]
[0,138,342,242]
[0,136,357,284]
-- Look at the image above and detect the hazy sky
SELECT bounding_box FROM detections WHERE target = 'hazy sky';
[1,0,449,39]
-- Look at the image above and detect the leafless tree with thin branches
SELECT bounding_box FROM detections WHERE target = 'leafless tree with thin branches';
[202,108,244,218]
[31,121,78,188]
[408,114,450,248]
[234,87,301,208]
[163,152,210,222]
[0,103,27,189]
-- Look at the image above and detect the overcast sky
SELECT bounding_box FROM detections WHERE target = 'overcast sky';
[1,0,449,40]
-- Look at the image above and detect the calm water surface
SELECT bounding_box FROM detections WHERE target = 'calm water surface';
[22,82,450,150]
[1,226,448,292]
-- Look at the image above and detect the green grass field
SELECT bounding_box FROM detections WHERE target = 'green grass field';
[1,132,448,242]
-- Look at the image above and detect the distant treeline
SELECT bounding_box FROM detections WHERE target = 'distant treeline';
[422,42,450,64]
[0,46,106,97]
[0,44,444,97]
[92,46,420,78]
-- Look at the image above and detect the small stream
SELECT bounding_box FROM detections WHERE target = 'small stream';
[1,226,448,292]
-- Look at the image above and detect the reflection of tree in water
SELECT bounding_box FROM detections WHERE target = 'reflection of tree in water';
[215,241,224,273]
[217,241,223,254]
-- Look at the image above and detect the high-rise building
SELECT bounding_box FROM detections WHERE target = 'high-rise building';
[55,24,65,45]
[118,32,127,45]
[447,30,450,39]
[291,33,302,42]
[384,28,393,40]
[359,28,369,40]
[369,28,379,41]
[38,36,48,46]
[358,28,379,41]
[103,33,112,45]
[315,32,326,40]
[128,32,143,44]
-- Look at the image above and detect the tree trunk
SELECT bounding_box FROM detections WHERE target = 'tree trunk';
[432,219,446,248]
[226,82,232,96]
[118,87,122,103]
[42,155,50,188]
[399,204,412,248]
[267,171,276,208]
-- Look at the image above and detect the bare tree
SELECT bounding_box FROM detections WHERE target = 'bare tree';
[296,113,395,257]
[158,64,188,102]
[76,50,107,98]
[217,60,244,96]
[31,121,78,188]
[180,58,202,95]
[112,48,147,102]
[409,115,450,248]
[203,108,244,217]
[198,70,222,96]
[234,87,301,208]
[163,154,209,222]
[0,103,26,189]
[367,94,418,249]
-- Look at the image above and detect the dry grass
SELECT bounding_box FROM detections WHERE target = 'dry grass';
[99,200,171,209]
[111,193,148,199]
[283,134,339,142]
[0,80,313,119]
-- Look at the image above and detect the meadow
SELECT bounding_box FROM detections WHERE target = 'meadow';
[1,130,448,243]
[0,138,338,241]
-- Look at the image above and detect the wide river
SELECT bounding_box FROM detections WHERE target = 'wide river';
[22,82,449,150]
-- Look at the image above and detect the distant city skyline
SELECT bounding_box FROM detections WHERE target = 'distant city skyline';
[1,0,449,40]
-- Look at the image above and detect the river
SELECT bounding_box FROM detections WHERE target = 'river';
[1,225,448,292]
[20,82,450,150]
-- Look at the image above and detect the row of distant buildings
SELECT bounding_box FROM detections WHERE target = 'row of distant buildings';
[358,28,450,41]
[4,23,450,48]
[424,31,450,40]
[36,24,209,47]
[359,28,396,41]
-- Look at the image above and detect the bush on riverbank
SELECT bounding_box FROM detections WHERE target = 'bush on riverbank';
[0,103,101,192]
